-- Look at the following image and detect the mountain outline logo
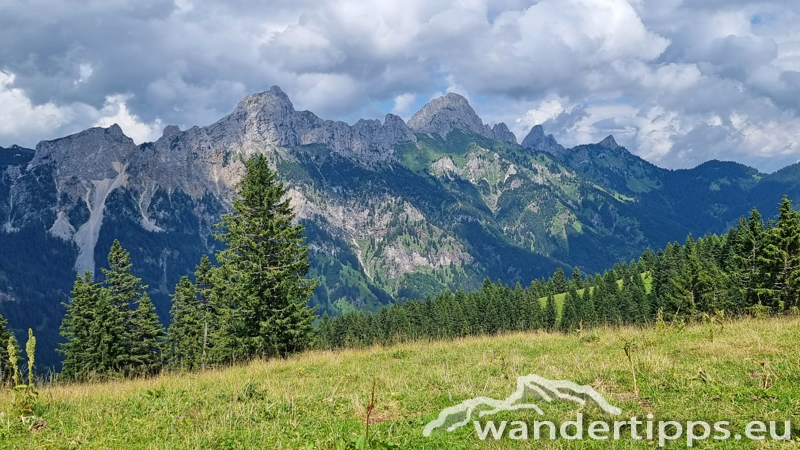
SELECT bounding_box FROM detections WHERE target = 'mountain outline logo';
[423,374,622,437]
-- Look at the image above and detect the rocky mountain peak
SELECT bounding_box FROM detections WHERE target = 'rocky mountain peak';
[521,125,565,156]
[490,123,517,145]
[407,93,516,144]
[146,86,416,174]
[408,93,482,136]
[598,135,619,150]
[31,124,137,181]
[233,85,295,118]
[525,124,545,141]
[161,125,181,139]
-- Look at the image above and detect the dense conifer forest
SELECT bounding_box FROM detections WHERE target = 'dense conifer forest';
[315,198,800,349]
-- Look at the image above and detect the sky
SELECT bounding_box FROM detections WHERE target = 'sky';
[0,0,798,172]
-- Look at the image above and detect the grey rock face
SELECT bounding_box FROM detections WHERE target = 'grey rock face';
[161,125,181,139]
[200,86,415,156]
[32,124,138,181]
[490,123,517,145]
[597,135,620,150]
[407,93,517,144]
[23,86,425,275]
[521,125,565,156]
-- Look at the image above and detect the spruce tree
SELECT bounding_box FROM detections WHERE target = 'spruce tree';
[213,154,317,361]
[605,272,622,325]
[552,268,569,294]
[544,293,558,331]
[89,288,126,375]
[167,276,203,370]
[630,273,649,323]
[128,293,165,376]
[580,285,595,326]
[560,285,580,332]
[734,209,765,306]
[668,241,712,317]
[194,255,214,369]
[512,283,525,331]
[571,267,583,289]
[101,240,147,369]
[524,283,543,330]
[59,272,103,380]
[454,290,472,335]
[592,275,608,323]
[617,277,638,325]
[759,197,800,310]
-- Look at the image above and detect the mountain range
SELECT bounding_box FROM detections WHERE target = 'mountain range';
[2,86,800,368]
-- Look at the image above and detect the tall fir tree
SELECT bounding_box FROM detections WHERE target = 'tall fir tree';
[734,209,766,306]
[194,255,214,369]
[617,276,638,325]
[316,313,333,350]
[526,282,543,330]
[759,197,800,310]
[571,267,583,289]
[213,154,317,361]
[89,288,126,375]
[605,272,622,325]
[560,285,580,332]
[580,285,595,326]
[128,293,165,376]
[544,293,558,331]
[454,290,472,335]
[167,276,203,370]
[59,272,104,380]
[101,240,147,370]
[667,237,713,317]
[552,268,569,294]
[512,283,525,331]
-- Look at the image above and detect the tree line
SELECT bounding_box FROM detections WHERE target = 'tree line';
[316,197,800,349]
[54,155,317,381]
[1,158,799,380]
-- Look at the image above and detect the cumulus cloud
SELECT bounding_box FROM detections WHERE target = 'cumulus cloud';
[0,71,161,145]
[0,71,75,141]
[391,93,417,117]
[94,95,163,144]
[0,0,798,171]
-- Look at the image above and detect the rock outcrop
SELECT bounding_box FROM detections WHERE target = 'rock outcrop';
[407,93,517,144]
[521,125,565,156]
[157,86,416,161]
[32,124,138,182]
[597,135,620,150]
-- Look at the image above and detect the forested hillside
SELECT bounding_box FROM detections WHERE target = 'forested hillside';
[317,198,800,349]
[2,90,800,370]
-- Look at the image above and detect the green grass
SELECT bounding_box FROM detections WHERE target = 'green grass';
[2,316,799,449]
[537,273,652,316]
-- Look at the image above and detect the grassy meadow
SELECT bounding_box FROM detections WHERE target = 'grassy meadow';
[2,316,799,449]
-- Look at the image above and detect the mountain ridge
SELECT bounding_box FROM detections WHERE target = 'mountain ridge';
[1,87,797,370]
